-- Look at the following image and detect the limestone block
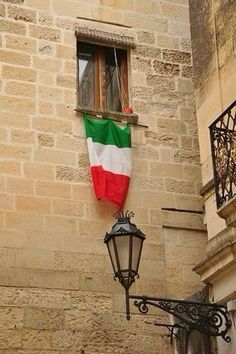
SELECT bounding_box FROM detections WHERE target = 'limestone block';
[0,160,21,175]
[38,41,54,56]
[37,133,54,147]
[33,117,72,134]
[72,184,94,201]
[0,307,23,329]
[35,180,71,199]
[157,34,180,49]
[23,162,54,180]
[146,74,176,91]
[0,194,13,211]
[57,74,75,89]
[5,212,44,231]
[174,149,200,164]
[7,177,34,195]
[176,77,193,92]
[8,4,36,22]
[15,248,54,269]
[165,178,196,195]
[5,81,36,98]
[52,199,85,217]
[161,2,189,22]
[133,45,161,59]
[0,144,31,160]
[29,269,80,290]
[0,287,28,307]
[29,24,61,42]
[175,194,203,211]
[56,135,82,151]
[5,34,37,53]
[163,49,191,64]
[181,37,191,52]
[45,215,77,235]
[183,165,202,181]
[149,162,183,179]
[56,165,90,183]
[38,101,54,115]
[33,56,62,73]
[0,96,35,114]
[0,4,6,17]
[182,65,193,78]
[0,49,30,66]
[22,329,53,350]
[125,13,167,33]
[137,31,155,44]
[2,65,36,82]
[0,266,29,287]
[0,329,22,349]
[24,307,65,330]
[79,219,107,238]
[34,148,77,165]
[153,60,180,76]
[54,252,89,272]
[56,44,75,60]
[38,86,63,102]
[26,0,51,10]
[28,288,71,308]
[38,11,54,26]
[64,60,76,75]
[168,21,190,37]
[55,18,75,30]
[132,56,152,75]
[135,0,160,15]
[0,111,30,128]
[0,18,26,34]
[15,196,51,214]
[38,70,56,87]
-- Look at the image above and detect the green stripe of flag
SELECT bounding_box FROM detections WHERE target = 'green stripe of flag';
[84,113,131,148]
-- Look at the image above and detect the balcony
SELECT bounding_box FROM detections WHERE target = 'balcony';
[209,100,236,210]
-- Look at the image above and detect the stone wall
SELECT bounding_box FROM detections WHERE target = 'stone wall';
[189,1,236,353]
[0,0,206,353]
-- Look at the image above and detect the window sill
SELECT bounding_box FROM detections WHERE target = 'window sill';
[75,106,139,125]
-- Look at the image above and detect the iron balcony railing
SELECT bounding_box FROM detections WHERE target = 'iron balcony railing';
[209,100,236,209]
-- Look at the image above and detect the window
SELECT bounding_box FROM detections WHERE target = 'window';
[77,41,129,113]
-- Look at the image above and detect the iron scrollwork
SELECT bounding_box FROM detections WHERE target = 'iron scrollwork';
[129,295,231,343]
[209,100,236,208]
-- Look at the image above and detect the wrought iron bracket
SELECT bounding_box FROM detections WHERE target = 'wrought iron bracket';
[128,294,231,343]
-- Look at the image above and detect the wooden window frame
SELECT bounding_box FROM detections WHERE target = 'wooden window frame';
[77,41,129,115]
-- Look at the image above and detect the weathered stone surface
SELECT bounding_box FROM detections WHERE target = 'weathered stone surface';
[8,5,36,22]
[56,165,90,183]
[29,24,61,42]
[153,60,180,76]
[37,133,54,146]
[163,49,191,64]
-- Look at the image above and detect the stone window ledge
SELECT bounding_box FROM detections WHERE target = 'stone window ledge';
[75,106,139,125]
[217,196,236,227]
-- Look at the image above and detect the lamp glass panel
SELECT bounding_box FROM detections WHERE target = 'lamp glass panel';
[132,236,143,273]
[107,238,118,274]
[115,234,130,277]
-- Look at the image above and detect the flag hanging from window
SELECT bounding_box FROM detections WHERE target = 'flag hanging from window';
[84,113,131,209]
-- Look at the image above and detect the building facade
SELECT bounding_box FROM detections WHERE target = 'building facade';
[0,0,232,353]
[189,0,236,353]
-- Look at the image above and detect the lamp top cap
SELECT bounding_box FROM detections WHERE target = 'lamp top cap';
[113,210,134,221]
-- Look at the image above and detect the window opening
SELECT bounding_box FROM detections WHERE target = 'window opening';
[77,41,128,113]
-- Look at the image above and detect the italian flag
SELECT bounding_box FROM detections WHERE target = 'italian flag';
[84,114,132,209]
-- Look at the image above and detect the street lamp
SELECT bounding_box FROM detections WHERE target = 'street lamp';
[104,211,231,352]
[104,210,145,320]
